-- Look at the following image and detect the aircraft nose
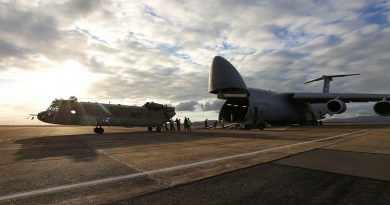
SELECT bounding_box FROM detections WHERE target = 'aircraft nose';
[209,56,248,94]
[37,111,46,121]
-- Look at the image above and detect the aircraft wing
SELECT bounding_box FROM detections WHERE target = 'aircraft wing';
[291,93,390,103]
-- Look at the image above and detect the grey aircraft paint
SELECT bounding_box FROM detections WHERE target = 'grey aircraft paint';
[209,56,390,129]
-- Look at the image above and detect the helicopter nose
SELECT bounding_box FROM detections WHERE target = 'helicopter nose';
[37,111,45,121]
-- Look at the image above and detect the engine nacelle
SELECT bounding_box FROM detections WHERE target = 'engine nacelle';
[373,101,390,116]
[327,99,347,114]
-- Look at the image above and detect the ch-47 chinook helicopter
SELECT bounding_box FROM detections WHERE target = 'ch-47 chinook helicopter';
[31,96,175,134]
[209,56,390,129]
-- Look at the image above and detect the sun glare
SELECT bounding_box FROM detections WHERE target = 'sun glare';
[39,61,90,97]
[26,60,95,104]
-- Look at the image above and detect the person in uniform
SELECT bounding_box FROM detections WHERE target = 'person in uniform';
[187,117,192,132]
[184,117,188,132]
[170,119,176,131]
[176,118,181,131]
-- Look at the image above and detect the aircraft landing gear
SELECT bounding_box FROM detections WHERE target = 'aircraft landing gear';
[148,127,162,132]
[258,124,265,130]
[94,126,104,134]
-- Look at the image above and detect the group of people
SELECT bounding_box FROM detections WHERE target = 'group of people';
[164,117,192,132]
[204,118,225,129]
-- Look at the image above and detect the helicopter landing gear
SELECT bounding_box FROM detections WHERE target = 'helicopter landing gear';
[94,126,104,134]
[148,127,162,132]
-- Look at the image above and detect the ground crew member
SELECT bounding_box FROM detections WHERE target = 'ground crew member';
[187,117,192,132]
[176,118,181,131]
[205,118,208,128]
[184,117,188,132]
[170,119,175,131]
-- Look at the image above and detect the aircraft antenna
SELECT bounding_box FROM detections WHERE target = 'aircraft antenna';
[304,74,360,93]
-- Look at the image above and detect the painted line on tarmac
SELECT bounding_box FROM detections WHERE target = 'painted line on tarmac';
[0,129,369,201]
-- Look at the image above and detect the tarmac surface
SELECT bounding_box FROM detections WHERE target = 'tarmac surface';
[0,124,389,204]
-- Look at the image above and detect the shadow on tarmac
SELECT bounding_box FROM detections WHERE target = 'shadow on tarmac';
[12,130,283,162]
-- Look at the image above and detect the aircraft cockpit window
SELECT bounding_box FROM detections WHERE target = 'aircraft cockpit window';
[47,104,59,112]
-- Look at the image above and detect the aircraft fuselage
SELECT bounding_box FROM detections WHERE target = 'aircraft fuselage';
[219,88,326,128]
[37,98,176,132]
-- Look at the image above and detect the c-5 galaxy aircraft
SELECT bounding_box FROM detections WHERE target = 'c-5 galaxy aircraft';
[209,56,390,129]
[34,96,175,133]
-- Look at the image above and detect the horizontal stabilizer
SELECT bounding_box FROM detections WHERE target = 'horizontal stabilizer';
[304,74,360,93]
[304,74,360,84]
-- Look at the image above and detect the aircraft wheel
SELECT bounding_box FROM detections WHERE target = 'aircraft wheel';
[258,124,265,130]
[94,127,104,134]
[148,127,153,132]
[156,127,161,132]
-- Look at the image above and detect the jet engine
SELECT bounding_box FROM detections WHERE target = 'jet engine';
[327,99,347,114]
[373,101,390,116]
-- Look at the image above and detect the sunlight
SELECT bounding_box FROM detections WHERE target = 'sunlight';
[28,60,92,102]
[0,60,102,124]
[1,60,97,107]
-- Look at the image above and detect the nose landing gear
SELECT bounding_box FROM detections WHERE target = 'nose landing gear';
[94,126,104,134]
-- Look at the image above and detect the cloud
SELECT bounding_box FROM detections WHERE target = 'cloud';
[0,38,26,58]
[175,100,199,111]
[201,100,225,112]
[63,0,104,16]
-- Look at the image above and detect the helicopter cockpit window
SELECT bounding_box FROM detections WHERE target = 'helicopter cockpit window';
[46,103,59,115]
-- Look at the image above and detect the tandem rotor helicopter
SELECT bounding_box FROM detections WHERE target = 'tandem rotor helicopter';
[29,96,175,134]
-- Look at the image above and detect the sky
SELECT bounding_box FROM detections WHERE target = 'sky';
[0,0,389,125]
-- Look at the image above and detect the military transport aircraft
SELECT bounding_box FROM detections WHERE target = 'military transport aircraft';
[33,96,175,133]
[209,56,390,129]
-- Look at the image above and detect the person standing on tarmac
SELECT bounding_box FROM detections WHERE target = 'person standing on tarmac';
[205,118,208,128]
[184,117,188,132]
[169,119,176,131]
[187,117,192,132]
[176,118,181,131]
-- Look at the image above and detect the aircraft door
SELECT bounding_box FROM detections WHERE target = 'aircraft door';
[219,99,249,123]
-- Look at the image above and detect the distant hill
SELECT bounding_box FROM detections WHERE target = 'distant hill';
[324,115,390,123]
